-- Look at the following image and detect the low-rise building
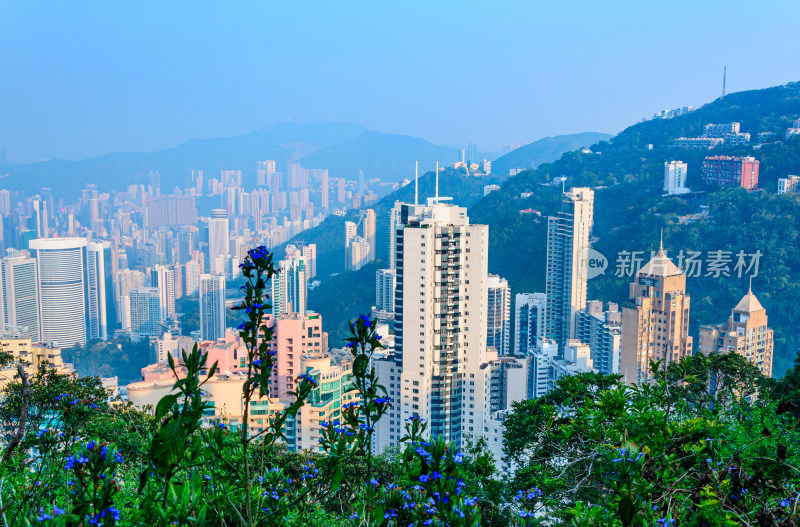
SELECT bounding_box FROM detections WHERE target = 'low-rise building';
[0,331,73,391]
[702,155,760,189]
[672,137,724,149]
[778,175,800,194]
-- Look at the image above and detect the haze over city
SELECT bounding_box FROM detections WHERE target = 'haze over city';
[2,3,800,525]
[2,1,799,163]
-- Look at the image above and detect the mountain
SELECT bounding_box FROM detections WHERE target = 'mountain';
[470,81,800,376]
[297,131,460,185]
[0,121,368,196]
[490,132,613,175]
[297,82,800,377]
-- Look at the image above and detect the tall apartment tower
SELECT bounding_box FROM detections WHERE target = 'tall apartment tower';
[620,243,693,384]
[86,241,112,341]
[514,292,547,356]
[699,287,774,377]
[375,268,397,314]
[486,274,511,355]
[664,161,690,195]
[394,198,489,446]
[150,265,176,321]
[388,202,401,270]
[113,269,145,324]
[257,160,276,187]
[199,274,226,341]
[30,238,88,348]
[545,187,594,353]
[575,300,622,375]
[0,251,40,340]
[362,209,376,262]
[129,287,161,339]
[208,209,229,274]
[271,255,306,316]
[320,170,329,211]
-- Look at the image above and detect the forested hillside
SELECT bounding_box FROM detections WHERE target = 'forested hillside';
[472,81,800,375]
[293,82,800,375]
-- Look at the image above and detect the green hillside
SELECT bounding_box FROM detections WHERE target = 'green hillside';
[286,82,800,375]
[472,81,800,376]
[491,131,612,174]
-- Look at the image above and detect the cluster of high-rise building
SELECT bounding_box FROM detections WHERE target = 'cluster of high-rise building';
[0,155,778,475]
[344,209,376,272]
[0,159,384,369]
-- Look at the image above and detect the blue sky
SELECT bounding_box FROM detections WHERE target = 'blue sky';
[1,1,799,163]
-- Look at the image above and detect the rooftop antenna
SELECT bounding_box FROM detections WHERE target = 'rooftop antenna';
[659,228,664,253]
[561,178,566,194]
[414,160,419,205]
[435,161,439,200]
[748,275,753,294]
[722,65,727,99]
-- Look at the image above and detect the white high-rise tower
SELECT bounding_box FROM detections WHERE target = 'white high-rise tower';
[208,209,229,274]
[86,241,111,341]
[486,274,511,356]
[394,197,489,446]
[30,238,88,347]
[544,187,594,353]
[150,265,176,321]
[0,250,40,340]
[200,274,226,341]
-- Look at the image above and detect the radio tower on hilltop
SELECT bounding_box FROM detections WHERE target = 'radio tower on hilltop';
[722,65,727,99]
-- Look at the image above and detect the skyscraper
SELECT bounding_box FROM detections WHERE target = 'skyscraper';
[699,287,774,377]
[208,209,229,274]
[664,161,689,195]
[545,187,594,353]
[200,274,226,341]
[620,243,693,384]
[30,238,88,347]
[362,209,376,263]
[150,265,176,321]
[375,268,396,314]
[271,255,306,316]
[486,274,511,356]
[320,170,329,210]
[393,198,489,446]
[113,269,145,324]
[129,287,161,339]
[86,241,111,340]
[514,293,547,357]
[0,250,40,340]
[388,202,401,270]
[575,300,621,375]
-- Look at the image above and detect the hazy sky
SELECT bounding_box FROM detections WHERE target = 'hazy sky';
[2,1,800,163]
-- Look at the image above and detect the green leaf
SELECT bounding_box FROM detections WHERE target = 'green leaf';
[618,495,635,527]
[353,355,368,377]
[330,467,343,492]
[155,394,179,420]
[151,418,187,470]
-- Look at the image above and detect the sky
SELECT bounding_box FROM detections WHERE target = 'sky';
[2,1,800,164]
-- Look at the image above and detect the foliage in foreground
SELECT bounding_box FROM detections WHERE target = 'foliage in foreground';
[0,245,798,525]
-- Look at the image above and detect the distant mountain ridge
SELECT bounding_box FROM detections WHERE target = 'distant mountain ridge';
[0,121,367,196]
[0,123,614,198]
[490,132,613,174]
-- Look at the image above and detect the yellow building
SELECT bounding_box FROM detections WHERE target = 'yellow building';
[620,244,693,384]
[127,350,356,452]
[0,332,73,391]
[699,287,774,377]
